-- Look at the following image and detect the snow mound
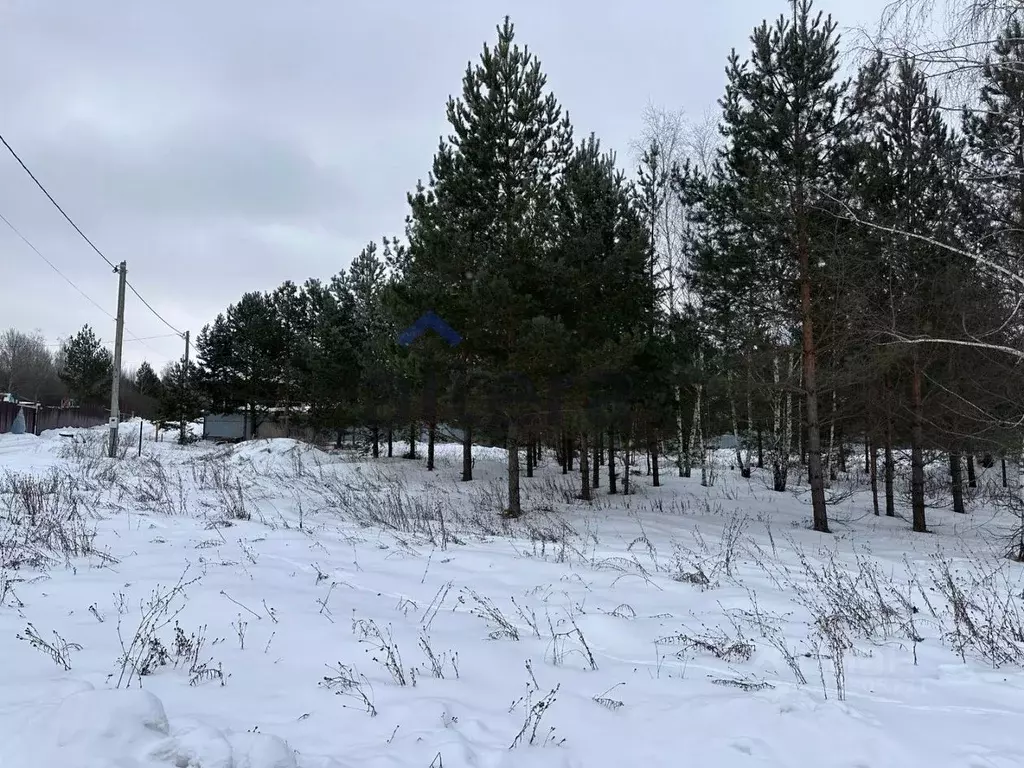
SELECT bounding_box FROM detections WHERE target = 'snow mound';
[228,438,329,470]
[5,685,296,768]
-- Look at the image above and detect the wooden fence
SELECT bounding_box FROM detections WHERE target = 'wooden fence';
[0,401,110,435]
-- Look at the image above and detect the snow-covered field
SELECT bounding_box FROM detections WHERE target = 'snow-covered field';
[2,423,1023,768]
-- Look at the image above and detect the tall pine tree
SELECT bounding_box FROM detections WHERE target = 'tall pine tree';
[406,17,573,516]
[712,0,848,531]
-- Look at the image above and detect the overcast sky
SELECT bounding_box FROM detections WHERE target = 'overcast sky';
[1,0,892,370]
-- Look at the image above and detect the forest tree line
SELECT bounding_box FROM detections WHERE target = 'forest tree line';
[12,1,1024,531]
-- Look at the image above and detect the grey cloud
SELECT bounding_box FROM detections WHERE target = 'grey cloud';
[0,0,892,369]
[19,120,355,223]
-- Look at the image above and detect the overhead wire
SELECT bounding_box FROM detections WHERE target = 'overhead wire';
[0,209,114,321]
[0,132,116,270]
[125,281,185,337]
[0,209,173,359]
[0,130,186,340]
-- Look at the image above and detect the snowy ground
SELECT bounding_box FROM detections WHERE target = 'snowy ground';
[1,423,1023,768]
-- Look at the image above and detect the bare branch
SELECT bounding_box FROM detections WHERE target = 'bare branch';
[820,192,1024,292]
[881,334,1024,360]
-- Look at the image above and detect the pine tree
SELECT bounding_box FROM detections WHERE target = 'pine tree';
[270,281,315,432]
[197,292,284,432]
[134,361,162,398]
[345,241,401,457]
[963,19,1024,274]
[304,279,363,441]
[58,325,113,406]
[157,358,204,438]
[856,59,977,532]
[406,17,574,516]
[706,0,848,531]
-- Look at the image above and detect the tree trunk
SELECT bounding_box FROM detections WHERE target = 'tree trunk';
[950,450,965,514]
[593,431,602,489]
[825,390,837,486]
[1002,455,1009,489]
[567,433,574,472]
[372,423,380,459]
[335,430,343,450]
[580,432,591,501]
[408,422,418,460]
[623,426,633,495]
[608,428,617,495]
[910,362,927,533]
[784,387,794,458]
[884,423,895,517]
[462,424,473,481]
[746,369,754,472]
[757,427,764,469]
[506,421,522,517]
[864,435,870,474]
[798,398,806,467]
[388,426,393,458]
[799,261,829,532]
[685,388,700,479]
[870,439,879,516]
[427,421,436,471]
[675,384,686,478]
[651,431,661,488]
[967,453,977,489]
[729,373,750,477]
[692,383,706,487]
[526,438,534,478]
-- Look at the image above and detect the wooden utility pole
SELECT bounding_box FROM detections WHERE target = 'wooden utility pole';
[179,330,190,444]
[108,261,127,458]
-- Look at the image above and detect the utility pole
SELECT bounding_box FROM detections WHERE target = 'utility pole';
[179,330,190,444]
[108,261,127,458]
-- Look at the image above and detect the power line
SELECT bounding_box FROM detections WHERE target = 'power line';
[41,334,180,348]
[0,209,114,320]
[0,130,186,340]
[0,132,116,270]
[0,208,174,359]
[126,280,184,337]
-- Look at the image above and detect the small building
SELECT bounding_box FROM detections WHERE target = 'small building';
[202,412,253,442]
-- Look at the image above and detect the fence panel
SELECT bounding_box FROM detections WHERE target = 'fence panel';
[34,406,109,433]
